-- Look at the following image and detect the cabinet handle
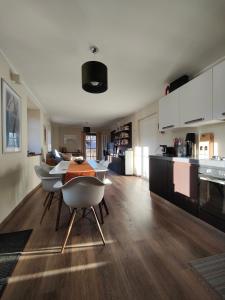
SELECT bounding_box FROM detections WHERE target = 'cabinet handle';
[184,117,204,125]
[162,125,175,129]
[222,112,225,116]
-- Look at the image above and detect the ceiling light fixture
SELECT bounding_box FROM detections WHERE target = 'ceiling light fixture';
[82,46,108,93]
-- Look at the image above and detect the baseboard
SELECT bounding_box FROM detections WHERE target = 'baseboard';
[0,184,41,230]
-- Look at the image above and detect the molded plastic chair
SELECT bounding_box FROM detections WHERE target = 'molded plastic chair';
[34,165,62,226]
[40,162,54,173]
[99,160,110,168]
[57,176,106,253]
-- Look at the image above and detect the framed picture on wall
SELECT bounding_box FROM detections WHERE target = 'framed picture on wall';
[1,79,22,153]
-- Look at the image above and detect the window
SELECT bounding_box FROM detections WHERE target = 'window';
[85,134,96,160]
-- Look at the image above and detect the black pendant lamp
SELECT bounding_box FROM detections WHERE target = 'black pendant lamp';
[82,47,108,93]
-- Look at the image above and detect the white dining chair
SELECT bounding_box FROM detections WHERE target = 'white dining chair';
[40,162,55,173]
[57,176,106,253]
[34,165,62,226]
[99,160,110,169]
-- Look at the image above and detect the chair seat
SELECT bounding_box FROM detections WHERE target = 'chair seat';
[51,180,62,192]
[54,181,63,190]
[103,178,112,185]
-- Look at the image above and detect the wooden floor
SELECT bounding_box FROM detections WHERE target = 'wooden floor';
[1,173,225,300]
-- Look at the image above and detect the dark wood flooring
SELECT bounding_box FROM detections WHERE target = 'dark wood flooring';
[1,173,225,300]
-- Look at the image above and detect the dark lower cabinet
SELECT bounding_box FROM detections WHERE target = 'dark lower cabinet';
[149,158,171,199]
[173,192,198,216]
[199,210,225,232]
[108,156,125,175]
[149,156,198,216]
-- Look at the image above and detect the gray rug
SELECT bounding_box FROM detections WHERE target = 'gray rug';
[190,253,225,299]
[0,229,32,297]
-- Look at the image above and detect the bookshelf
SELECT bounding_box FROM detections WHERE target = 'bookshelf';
[111,122,132,150]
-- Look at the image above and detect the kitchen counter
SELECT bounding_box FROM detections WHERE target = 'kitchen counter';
[149,155,225,169]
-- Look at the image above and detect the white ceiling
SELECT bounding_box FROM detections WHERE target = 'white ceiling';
[1,0,225,127]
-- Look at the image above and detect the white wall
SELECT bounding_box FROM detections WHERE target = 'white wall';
[0,51,51,224]
[52,123,82,152]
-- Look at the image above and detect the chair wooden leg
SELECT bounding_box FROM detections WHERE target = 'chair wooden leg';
[91,206,106,245]
[43,192,50,207]
[61,209,76,254]
[40,193,53,224]
[102,197,109,215]
[98,202,104,224]
[55,192,63,231]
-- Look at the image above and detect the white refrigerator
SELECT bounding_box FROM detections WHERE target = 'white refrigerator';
[125,149,133,175]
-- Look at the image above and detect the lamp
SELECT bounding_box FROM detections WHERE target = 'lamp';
[82,47,108,93]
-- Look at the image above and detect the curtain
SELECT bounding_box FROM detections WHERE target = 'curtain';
[101,133,110,160]
[81,132,86,159]
[96,132,101,160]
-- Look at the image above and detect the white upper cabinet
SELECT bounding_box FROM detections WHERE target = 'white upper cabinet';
[180,69,213,126]
[159,89,180,131]
[213,60,225,120]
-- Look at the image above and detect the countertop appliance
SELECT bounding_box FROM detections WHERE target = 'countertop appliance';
[199,133,214,159]
[198,161,225,231]
[185,133,196,157]
[160,145,175,156]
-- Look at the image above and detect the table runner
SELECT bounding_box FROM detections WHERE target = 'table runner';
[65,160,96,182]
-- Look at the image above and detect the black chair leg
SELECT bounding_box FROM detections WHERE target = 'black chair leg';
[98,203,104,224]
[48,192,54,210]
[40,192,53,224]
[43,192,50,206]
[55,192,63,231]
[102,197,109,215]
[82,208,86,218]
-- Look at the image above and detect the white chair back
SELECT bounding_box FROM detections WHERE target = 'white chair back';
[34,165,49,178]
[34,165,61,192]
[96,171,106,182]
[103,160,110,168]
[99,160,109,168]
[62,176,105,209]
[41,162,54,173]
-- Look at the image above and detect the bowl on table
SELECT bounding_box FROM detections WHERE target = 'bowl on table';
[74,158,85,164]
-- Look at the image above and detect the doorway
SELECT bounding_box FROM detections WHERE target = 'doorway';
[139,114,159,179]
[85,133,97,160]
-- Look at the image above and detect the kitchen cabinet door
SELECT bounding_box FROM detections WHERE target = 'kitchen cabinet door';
[149,157,168,199]
[180,70,213,126]
[159,89,180,131]
[213,60,225,119]
[149,158,174,201]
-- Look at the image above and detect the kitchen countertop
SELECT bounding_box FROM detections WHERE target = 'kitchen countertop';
[149,155,225,169]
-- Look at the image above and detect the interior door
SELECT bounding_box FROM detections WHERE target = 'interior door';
[139,114,159,179]
[85,133,97,160]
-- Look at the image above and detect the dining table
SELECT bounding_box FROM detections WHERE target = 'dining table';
[49,159,108,230]
[49,159,107,177]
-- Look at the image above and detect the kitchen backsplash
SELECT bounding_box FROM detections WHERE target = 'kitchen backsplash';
[198,122,225,157]
[159,122,225,157]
